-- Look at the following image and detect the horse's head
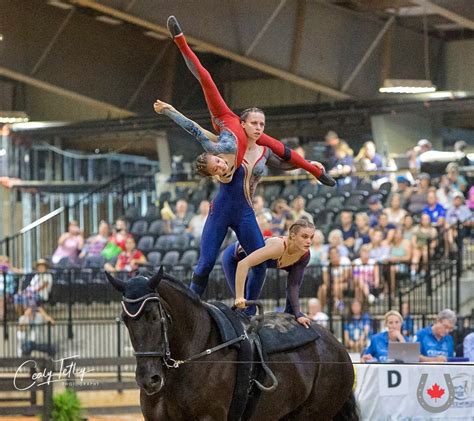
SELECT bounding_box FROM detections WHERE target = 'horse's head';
[106,267,169,395]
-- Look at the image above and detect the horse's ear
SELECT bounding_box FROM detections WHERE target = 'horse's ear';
[105,271,126,293]
[148,266,164,291]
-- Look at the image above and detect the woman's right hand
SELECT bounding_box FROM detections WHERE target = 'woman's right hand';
[234,297,246,309]
[153,100,173,114]
[361,354,374,362]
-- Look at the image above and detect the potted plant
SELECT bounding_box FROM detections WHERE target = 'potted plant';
[52,389,84,421]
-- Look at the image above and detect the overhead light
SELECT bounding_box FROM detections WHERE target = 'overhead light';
[95,15,123,25]
[379,79,436,94]
[47,1,74,10]
[144,31,167,40]
[0,111,29,124]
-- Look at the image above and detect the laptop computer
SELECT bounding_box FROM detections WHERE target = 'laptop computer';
[388,342,420,363]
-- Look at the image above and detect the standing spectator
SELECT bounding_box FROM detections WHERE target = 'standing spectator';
[163,199,193,235]
[415,139,433,170]
[309,230,327,266]
[385,194,408,227]
[423,188,446,227]
[187,200,210,244]
[17,303,56,357]
[367,195,384,227]
[79,220,110,263]
[387,228,412,296]
[407,173,430,214]
[354,212,371,252]
[51,220,84,266]
[361,310,406,362]
[307,298,329,328]
[368,228,390,263]
[352,244,379,304]
[323,130,342,171]
[290,196,314,224]
[344,299,371,353]
[446,162,467,193]
[323,229,350,258]
[401,302,414,338]
[318,247,351,312]
[415,309,456,362]
[14,259,53,316]
[104,237,147,273]
[336,211,356,251]
[411,213,437,276]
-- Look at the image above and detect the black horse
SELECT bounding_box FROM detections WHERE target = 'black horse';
[107,269,358,420]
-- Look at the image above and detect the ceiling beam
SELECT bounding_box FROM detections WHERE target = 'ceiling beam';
[69,0,352,100]
[411,0,474,31]
[0,66,135,117]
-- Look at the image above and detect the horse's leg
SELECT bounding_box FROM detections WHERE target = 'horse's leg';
[140,389,166,421]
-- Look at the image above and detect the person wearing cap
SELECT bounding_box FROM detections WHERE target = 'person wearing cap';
[367,195,383,227]
[415,139,433,170]
[13,259,53,315]
[387,175,413,209]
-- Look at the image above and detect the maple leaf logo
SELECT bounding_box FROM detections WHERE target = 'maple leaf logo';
[427,383,445,401]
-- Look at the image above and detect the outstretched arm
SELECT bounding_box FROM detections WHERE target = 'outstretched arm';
[234,239,283,308]
[154,100,222,154]
[285,253,312,327]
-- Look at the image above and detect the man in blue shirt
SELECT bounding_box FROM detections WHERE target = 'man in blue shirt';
[423,189,446,227]
[415,309,456,362]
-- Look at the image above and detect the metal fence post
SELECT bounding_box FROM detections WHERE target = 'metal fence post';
[116,317,123,392]
[67,269,73,339]
[2,271,7,340]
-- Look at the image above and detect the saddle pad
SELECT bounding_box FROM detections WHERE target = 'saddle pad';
[202,302,240,345]
[252,312,320,355]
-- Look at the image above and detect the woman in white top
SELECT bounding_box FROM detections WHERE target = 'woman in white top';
[385,193,407,227]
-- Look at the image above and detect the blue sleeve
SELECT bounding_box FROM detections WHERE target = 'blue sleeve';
[439,205,446,218]
[415,330,427,356]
[362,337,376,357]
[448,336,454,357]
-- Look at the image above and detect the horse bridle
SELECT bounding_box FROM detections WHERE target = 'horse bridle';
[121,293,247,369]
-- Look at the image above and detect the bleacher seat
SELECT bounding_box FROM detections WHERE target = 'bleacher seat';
[325,196,345,213]
[264,184,282,203]
[124,206,141,223]
[154,235,177,252]
[307,197,326,213]
[82,255,105,269]
[130,219,149,237]
[344,194,366,212]
[161,250,180,267]
[179,249,198,267]
[281,184,299,202]
[147,251,162,267]
[173,234,190,251]
[144,205,160,222]
[148,219,165,237]
[299,183,318,200]
[136,235,155,253]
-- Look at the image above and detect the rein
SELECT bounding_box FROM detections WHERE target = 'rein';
[122,293,247,369]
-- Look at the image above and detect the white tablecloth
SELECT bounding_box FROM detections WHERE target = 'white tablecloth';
[354,363,474,420]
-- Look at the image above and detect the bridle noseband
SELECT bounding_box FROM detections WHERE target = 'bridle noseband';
[121,292,247,369]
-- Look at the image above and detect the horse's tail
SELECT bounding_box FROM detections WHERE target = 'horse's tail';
[332,391,359,421]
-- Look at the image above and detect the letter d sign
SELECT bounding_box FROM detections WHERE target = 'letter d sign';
[388,370,401,388]
[379,367,408,396]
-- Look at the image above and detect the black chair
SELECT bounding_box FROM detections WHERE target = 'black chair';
[281,184,299,202]
[130,219,149,238]
[325,196,345,213]
[173,234,190,252]
[307,197,327,213]
[124,206,141,224]
[147,251,162,267]
[179,249,199,267]
[344,194,365,212]
[299,183,318,200]
[137,235,155,253]
[154,235,177,252]
[161,251,180,267]
[264,184,282,203]
[148,219,165,237]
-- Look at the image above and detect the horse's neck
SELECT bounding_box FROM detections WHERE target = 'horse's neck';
[160,282,213,359]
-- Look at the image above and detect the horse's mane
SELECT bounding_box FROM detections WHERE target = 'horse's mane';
[160,273,202,307]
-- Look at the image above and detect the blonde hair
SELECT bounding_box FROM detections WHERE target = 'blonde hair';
[355,141,375,162]
[194,153,212,177]
[288,219,315,236]
[384,310,403,325]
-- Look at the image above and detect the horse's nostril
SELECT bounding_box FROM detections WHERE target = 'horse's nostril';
[151,375,162,385]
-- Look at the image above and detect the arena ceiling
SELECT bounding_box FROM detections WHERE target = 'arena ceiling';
[2,0,474,156]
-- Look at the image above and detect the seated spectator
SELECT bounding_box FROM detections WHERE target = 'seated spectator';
[415,309,456,362]
[385,194,407,227]
[270,199,292,235]
[401,302,414,338]
[14,259,53,316]
[344,299,371,353]
[402,213,416,242]
[445,192,473,251]
[104,237,147,273]
[323,229,350,258]
[307,298,329,328]
[411,213,437,275]
[328,142,354,184]
[446,162,467,193]
[253,195,272,223]
[309,230,327,266]
[354,141,383,174]
[79,220,109,262]
[290,196,314,224]
[101,217,132,262]
[370,212,396,245]
[423,188,446,227]
[387,228,412,296]
[437,175,457,209]
[51,220,84,267]
[17,302,56,357]
[463,332,474,362]
[367,195,383,227]
[407,173,430,214]
[354,212,371,252]
[163,199,193,235]
[387,176,412,209]
[352,245,379,304]
[318,247,351,312]
[336,211,356,251]
[323,130,344,171]
[361,310,406,362]
[368,228,390,263]
[187,200,210,244]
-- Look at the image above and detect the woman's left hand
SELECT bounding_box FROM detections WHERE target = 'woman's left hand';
[234,297,246,309]
[297,316,312,329]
